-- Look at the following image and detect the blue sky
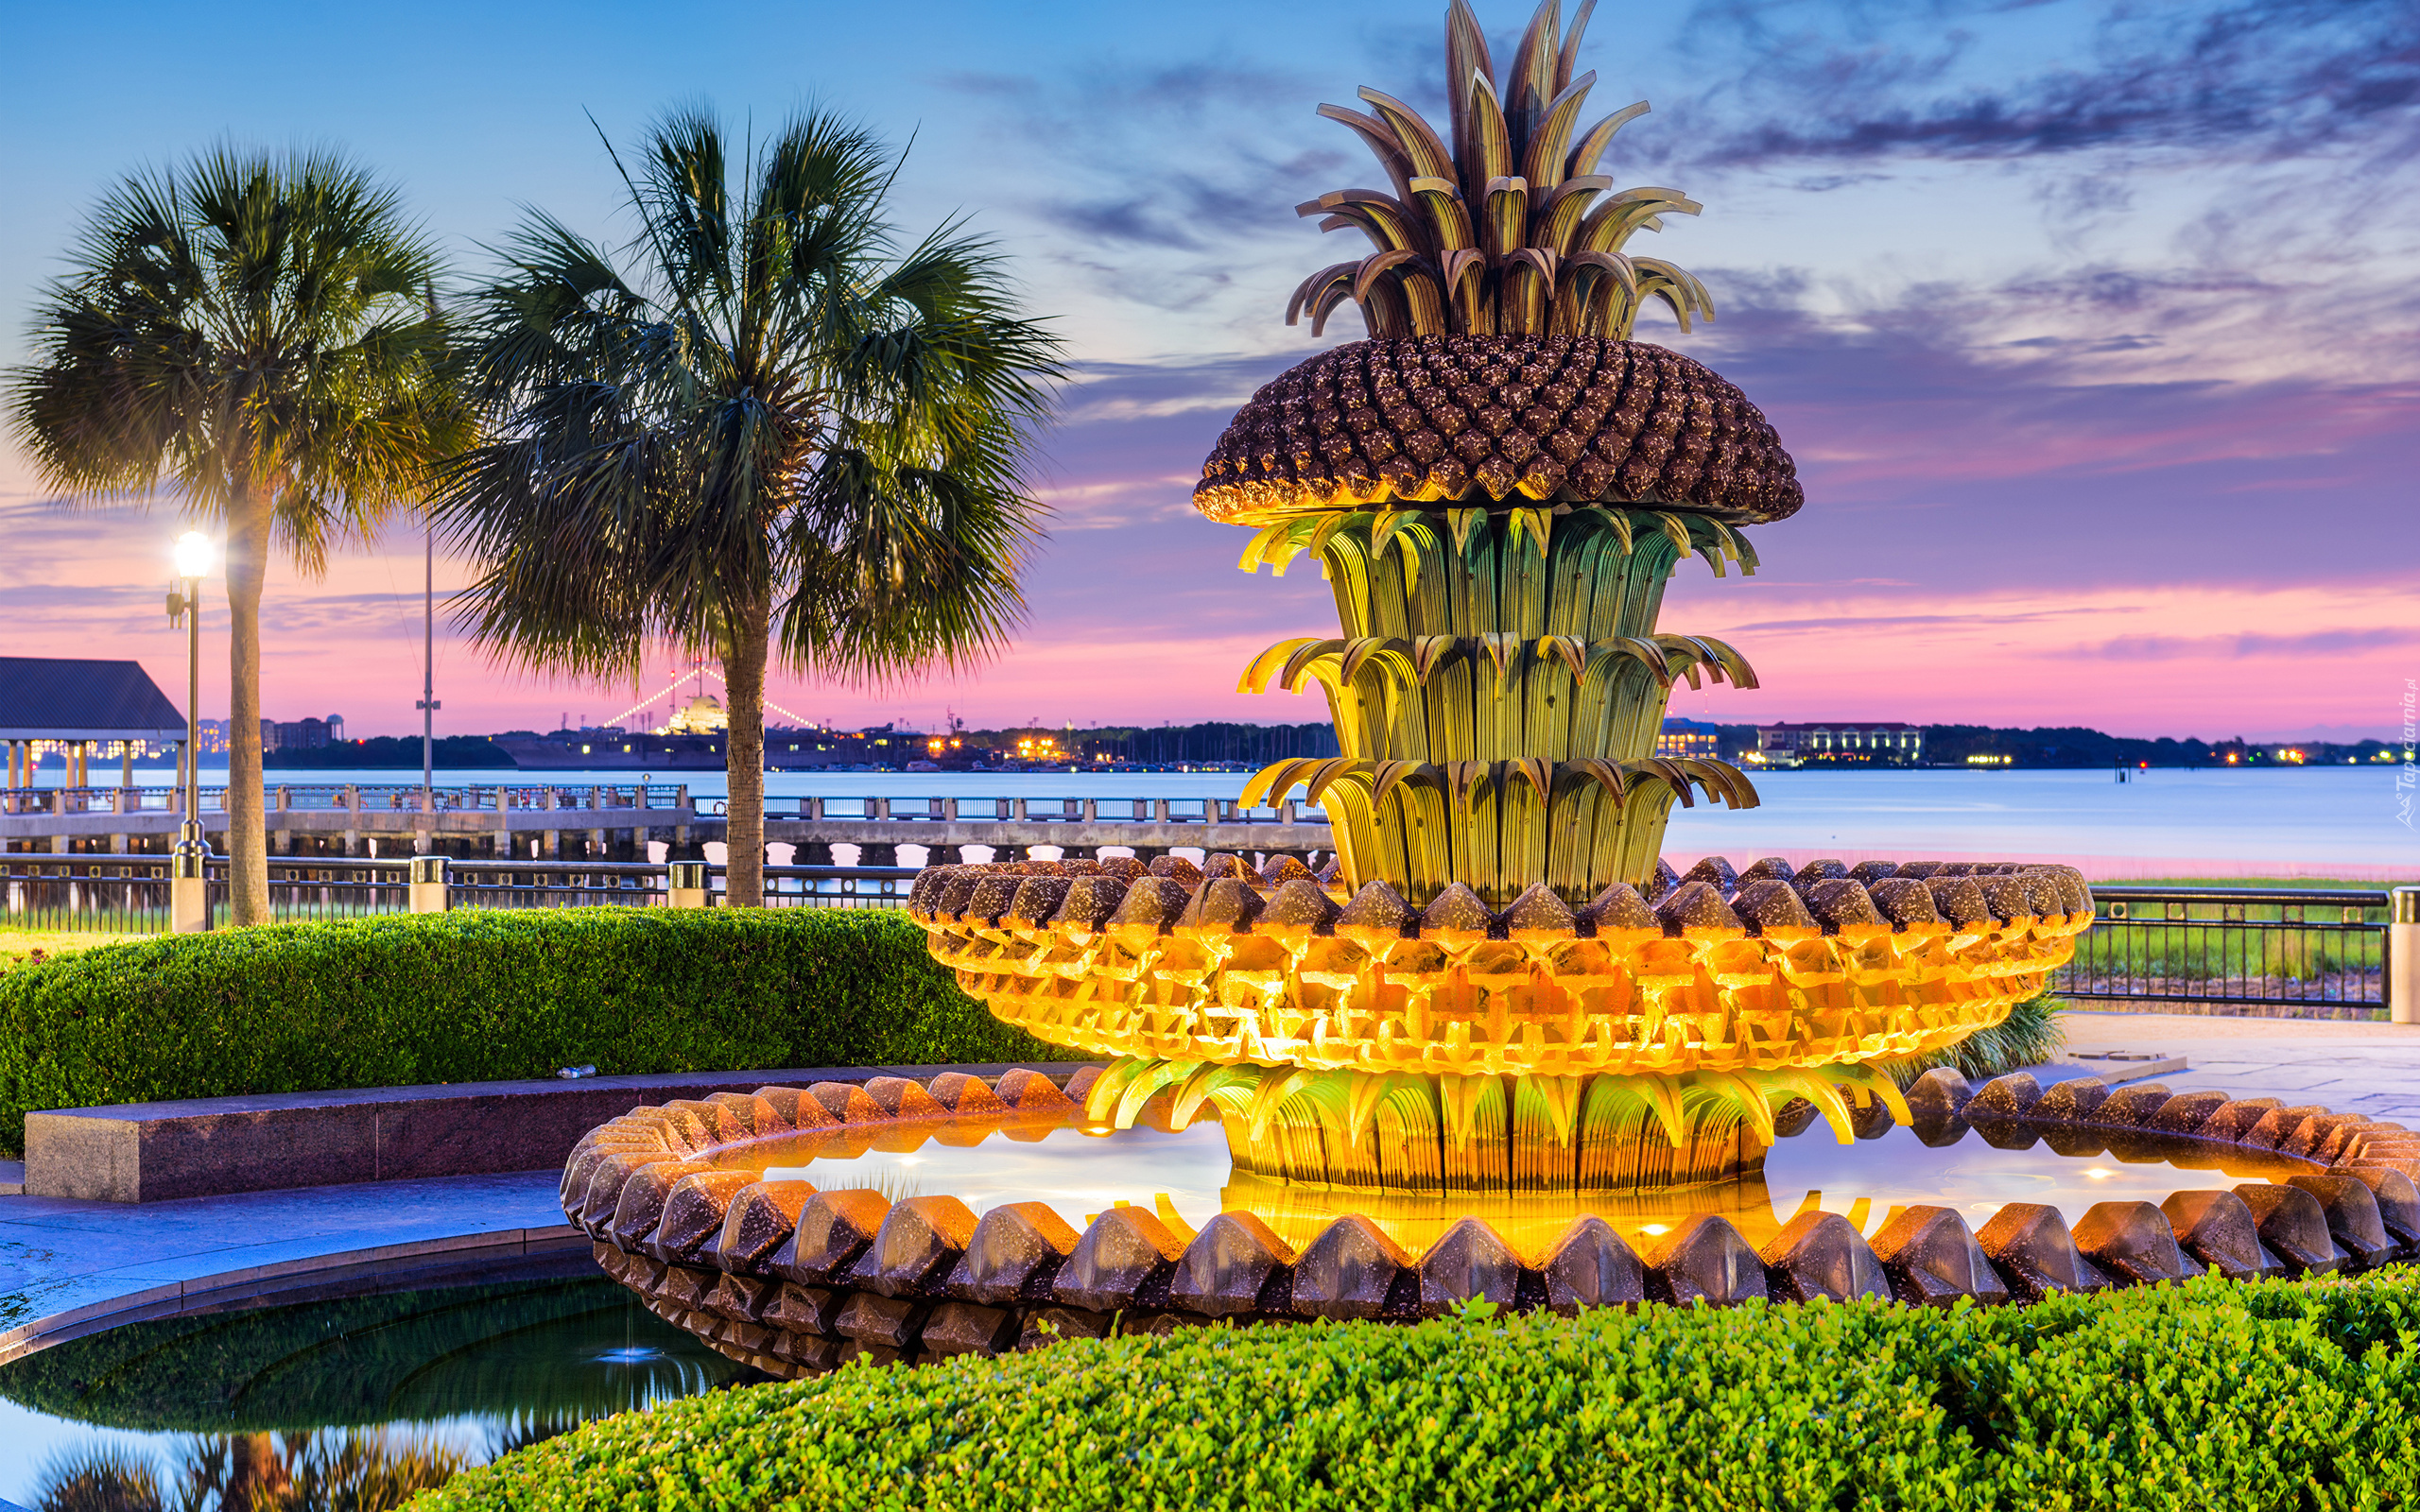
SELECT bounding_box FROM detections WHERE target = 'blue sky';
[2,0,2412,739]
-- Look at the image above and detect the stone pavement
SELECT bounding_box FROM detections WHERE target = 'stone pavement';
[2058,1010,2420,1124]
[0,1169,567,1364]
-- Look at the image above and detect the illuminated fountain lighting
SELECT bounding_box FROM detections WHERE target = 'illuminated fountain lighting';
[911,0,2094,1202]
[562,5,2420,1378]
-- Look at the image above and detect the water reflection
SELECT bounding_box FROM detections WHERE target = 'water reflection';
[0,1275,761,1510]
[30,1431,466,1512]
[744,1105,2314,1263]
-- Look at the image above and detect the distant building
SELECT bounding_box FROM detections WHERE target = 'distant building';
[1755,721,1925,766]
[1655,717,1720,759]
[262,714,344,752]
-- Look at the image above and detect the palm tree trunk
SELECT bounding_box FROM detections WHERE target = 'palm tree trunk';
[723,600,769,908]
[224,483,273,925]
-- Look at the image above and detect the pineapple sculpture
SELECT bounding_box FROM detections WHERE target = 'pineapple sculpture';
[912,0,2092,1194]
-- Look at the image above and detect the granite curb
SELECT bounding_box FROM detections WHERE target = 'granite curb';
[24,1062,1094,1204]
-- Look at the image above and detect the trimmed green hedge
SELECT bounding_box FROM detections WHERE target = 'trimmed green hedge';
[0,908,1077,1157]
[419,1271,2420,1512]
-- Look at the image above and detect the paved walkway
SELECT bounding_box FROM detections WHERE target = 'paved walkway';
[2058,1010,2420,1124]
[1,1010,2411,1361]
[0,1170,567,1362]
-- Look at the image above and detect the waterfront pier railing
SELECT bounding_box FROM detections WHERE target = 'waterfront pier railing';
[3,856,2405,1022]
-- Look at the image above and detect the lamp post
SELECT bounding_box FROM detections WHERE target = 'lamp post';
[167,531,214,932]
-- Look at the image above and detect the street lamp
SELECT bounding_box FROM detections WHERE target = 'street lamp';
[166,531,214,932]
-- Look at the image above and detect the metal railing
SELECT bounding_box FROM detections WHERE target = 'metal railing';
[443,861,920,911]
[7,864,2400,1021]
[0,782,693,816]
[0,854,920,935]
[749,794,1315,824]
[2053,886,2394,1017]
[7,785,1307,824]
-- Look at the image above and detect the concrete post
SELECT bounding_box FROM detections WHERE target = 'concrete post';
[1083,799,1098,822]
[493,785,512,858]
[874,796,891,820]
[2392,887,2419,1026]
[408,854,449,913]
[669,859,710,908]
[942,797,959,821]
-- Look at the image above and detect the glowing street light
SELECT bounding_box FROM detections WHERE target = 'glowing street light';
[166,532,215,932]
[172,530,214,580]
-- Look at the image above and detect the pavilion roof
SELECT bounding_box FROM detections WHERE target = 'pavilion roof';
[0,657,184,742]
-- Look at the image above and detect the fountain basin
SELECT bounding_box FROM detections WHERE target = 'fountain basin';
[564,1066,2419,1378]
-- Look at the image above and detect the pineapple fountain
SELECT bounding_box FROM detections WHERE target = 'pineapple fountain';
[555,6,2420,1380]
[915,0,2093,1200]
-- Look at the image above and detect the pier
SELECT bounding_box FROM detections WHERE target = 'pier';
[0,782,700,859]
[0,783,1336,861]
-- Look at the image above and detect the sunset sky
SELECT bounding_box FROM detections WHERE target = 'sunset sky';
[2,0,2411,742]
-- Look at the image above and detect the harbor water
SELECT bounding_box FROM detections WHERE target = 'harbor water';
[111,764,2416,879]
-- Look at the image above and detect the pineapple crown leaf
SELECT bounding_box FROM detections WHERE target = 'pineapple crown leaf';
[1296,0,1710,341]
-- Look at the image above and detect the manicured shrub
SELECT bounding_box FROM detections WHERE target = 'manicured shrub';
[1883,990,2066,1088]
[0,908,1077,1156]
[417,1269,2418,1512]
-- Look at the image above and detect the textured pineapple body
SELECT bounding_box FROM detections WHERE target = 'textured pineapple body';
[1195,336,1801,524]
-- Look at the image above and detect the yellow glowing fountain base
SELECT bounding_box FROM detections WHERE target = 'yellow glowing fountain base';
[910,855,2092,1192]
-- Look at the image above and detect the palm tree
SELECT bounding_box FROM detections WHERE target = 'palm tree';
[435,108,1063,906]
[9,148,462,925]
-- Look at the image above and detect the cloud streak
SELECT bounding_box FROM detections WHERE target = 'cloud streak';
[1681,0,2420,166]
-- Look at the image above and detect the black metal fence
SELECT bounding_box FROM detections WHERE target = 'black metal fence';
[2053,886,2394,1018]
[0,855,920,934]
[5,860,2400,1019]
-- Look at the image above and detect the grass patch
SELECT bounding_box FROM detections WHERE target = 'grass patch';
[2109,875,2407,890]
[0,929,148,971]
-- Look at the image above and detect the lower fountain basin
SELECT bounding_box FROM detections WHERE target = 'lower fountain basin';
[566,1069,2420,1377]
